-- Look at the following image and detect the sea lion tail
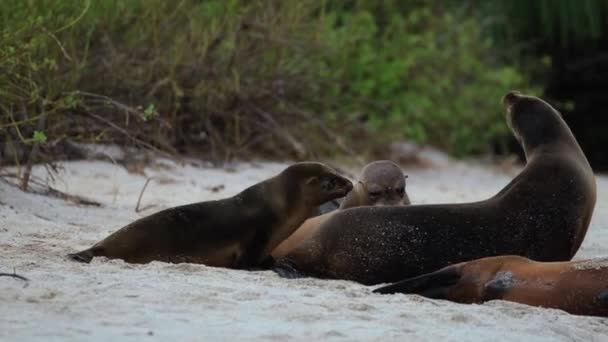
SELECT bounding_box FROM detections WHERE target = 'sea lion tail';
[373,267,461,299]
[67,248,96,263]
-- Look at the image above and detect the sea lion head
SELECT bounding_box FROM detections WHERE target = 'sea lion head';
[358,160,409,206]
[283,162,353,205]
[502,91,565,149]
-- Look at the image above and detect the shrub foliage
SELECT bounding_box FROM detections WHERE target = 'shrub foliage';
[0,0,533,167]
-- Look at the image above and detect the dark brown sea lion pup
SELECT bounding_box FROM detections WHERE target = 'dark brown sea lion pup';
[67,162,353,268]
[374,255,608,318]
[272,160,410,259]
[277,92,596,285]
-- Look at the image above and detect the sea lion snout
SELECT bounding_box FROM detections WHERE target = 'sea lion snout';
[332,177,353,197]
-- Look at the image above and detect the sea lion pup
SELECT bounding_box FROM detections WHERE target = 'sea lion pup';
[374,255,608,317]
[272,160,410,259]
[67,162,353,268]
[338,160,410,209]
[277,92,596,285]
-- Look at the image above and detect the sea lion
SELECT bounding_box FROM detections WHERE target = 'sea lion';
[272,160,410,259]
[277,92,596,285]
[67,162,353,268]
[338,160,410,209]
[374,255,608,317]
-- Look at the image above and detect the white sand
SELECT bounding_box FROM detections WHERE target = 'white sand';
[1,157,608,341]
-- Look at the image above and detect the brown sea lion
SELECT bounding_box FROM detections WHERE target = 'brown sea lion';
[374,255,608,318]
[67,162,353,268]
[272,160,410,259]
[277,92,596,285]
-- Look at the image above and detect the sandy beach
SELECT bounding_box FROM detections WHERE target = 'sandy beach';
[1,155,608,341]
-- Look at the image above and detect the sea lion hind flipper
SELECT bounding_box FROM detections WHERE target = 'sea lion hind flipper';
[373,267,461,298]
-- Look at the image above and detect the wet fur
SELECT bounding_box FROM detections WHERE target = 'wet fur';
[68,163,351,268]
[375,255,608,318]
[272,160,409,259]
[279,94,596,285]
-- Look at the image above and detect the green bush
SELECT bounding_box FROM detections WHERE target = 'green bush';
[0,0,537,166]
[318,3,537,155]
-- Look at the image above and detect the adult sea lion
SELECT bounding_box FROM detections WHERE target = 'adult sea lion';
[374,255,608,318]
[67,162,353,268]
[277,92,596,285]
[272,160,410,259]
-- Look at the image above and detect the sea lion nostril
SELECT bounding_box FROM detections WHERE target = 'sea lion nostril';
[502,91,522,106]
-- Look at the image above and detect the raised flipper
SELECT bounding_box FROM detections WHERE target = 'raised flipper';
[373,267,461,299]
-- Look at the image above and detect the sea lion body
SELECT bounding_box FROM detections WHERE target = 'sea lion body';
[279,92,596,285]
[374,255,608,317]
[68,162,352,268]
[272,160,409,259]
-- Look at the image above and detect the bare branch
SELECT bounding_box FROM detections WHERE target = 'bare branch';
[21,104,48,191]
[0,270,29,288]
[135,178,152,213]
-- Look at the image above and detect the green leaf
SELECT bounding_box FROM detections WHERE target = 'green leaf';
[32,131,47,144]
[143,104,157,122]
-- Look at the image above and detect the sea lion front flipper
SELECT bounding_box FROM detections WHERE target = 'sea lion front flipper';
[67,246,105,263]
[373,267,461,299]
[67,249,95,263]
[272,261,309,279]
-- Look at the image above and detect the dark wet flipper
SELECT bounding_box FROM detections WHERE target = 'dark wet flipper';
[373,267,460,298]
[272,261,309,279]
[67,249,94,263]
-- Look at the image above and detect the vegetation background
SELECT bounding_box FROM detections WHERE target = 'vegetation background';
[1,0,607,180]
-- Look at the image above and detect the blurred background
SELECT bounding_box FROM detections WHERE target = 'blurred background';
[1,0,607,171]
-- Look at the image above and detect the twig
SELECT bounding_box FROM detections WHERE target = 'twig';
[0,172,101,207]
[250,104,307,158]
[54,0,91,34]
[0,270,30,283]
[76,91,142,117]
[280,100,362,161]
[81,111,171,158]
[43,27,73,61]
[76,91,171,129]
[21,104,47,191]
[135,178,152,213]
[46,186,101,207]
